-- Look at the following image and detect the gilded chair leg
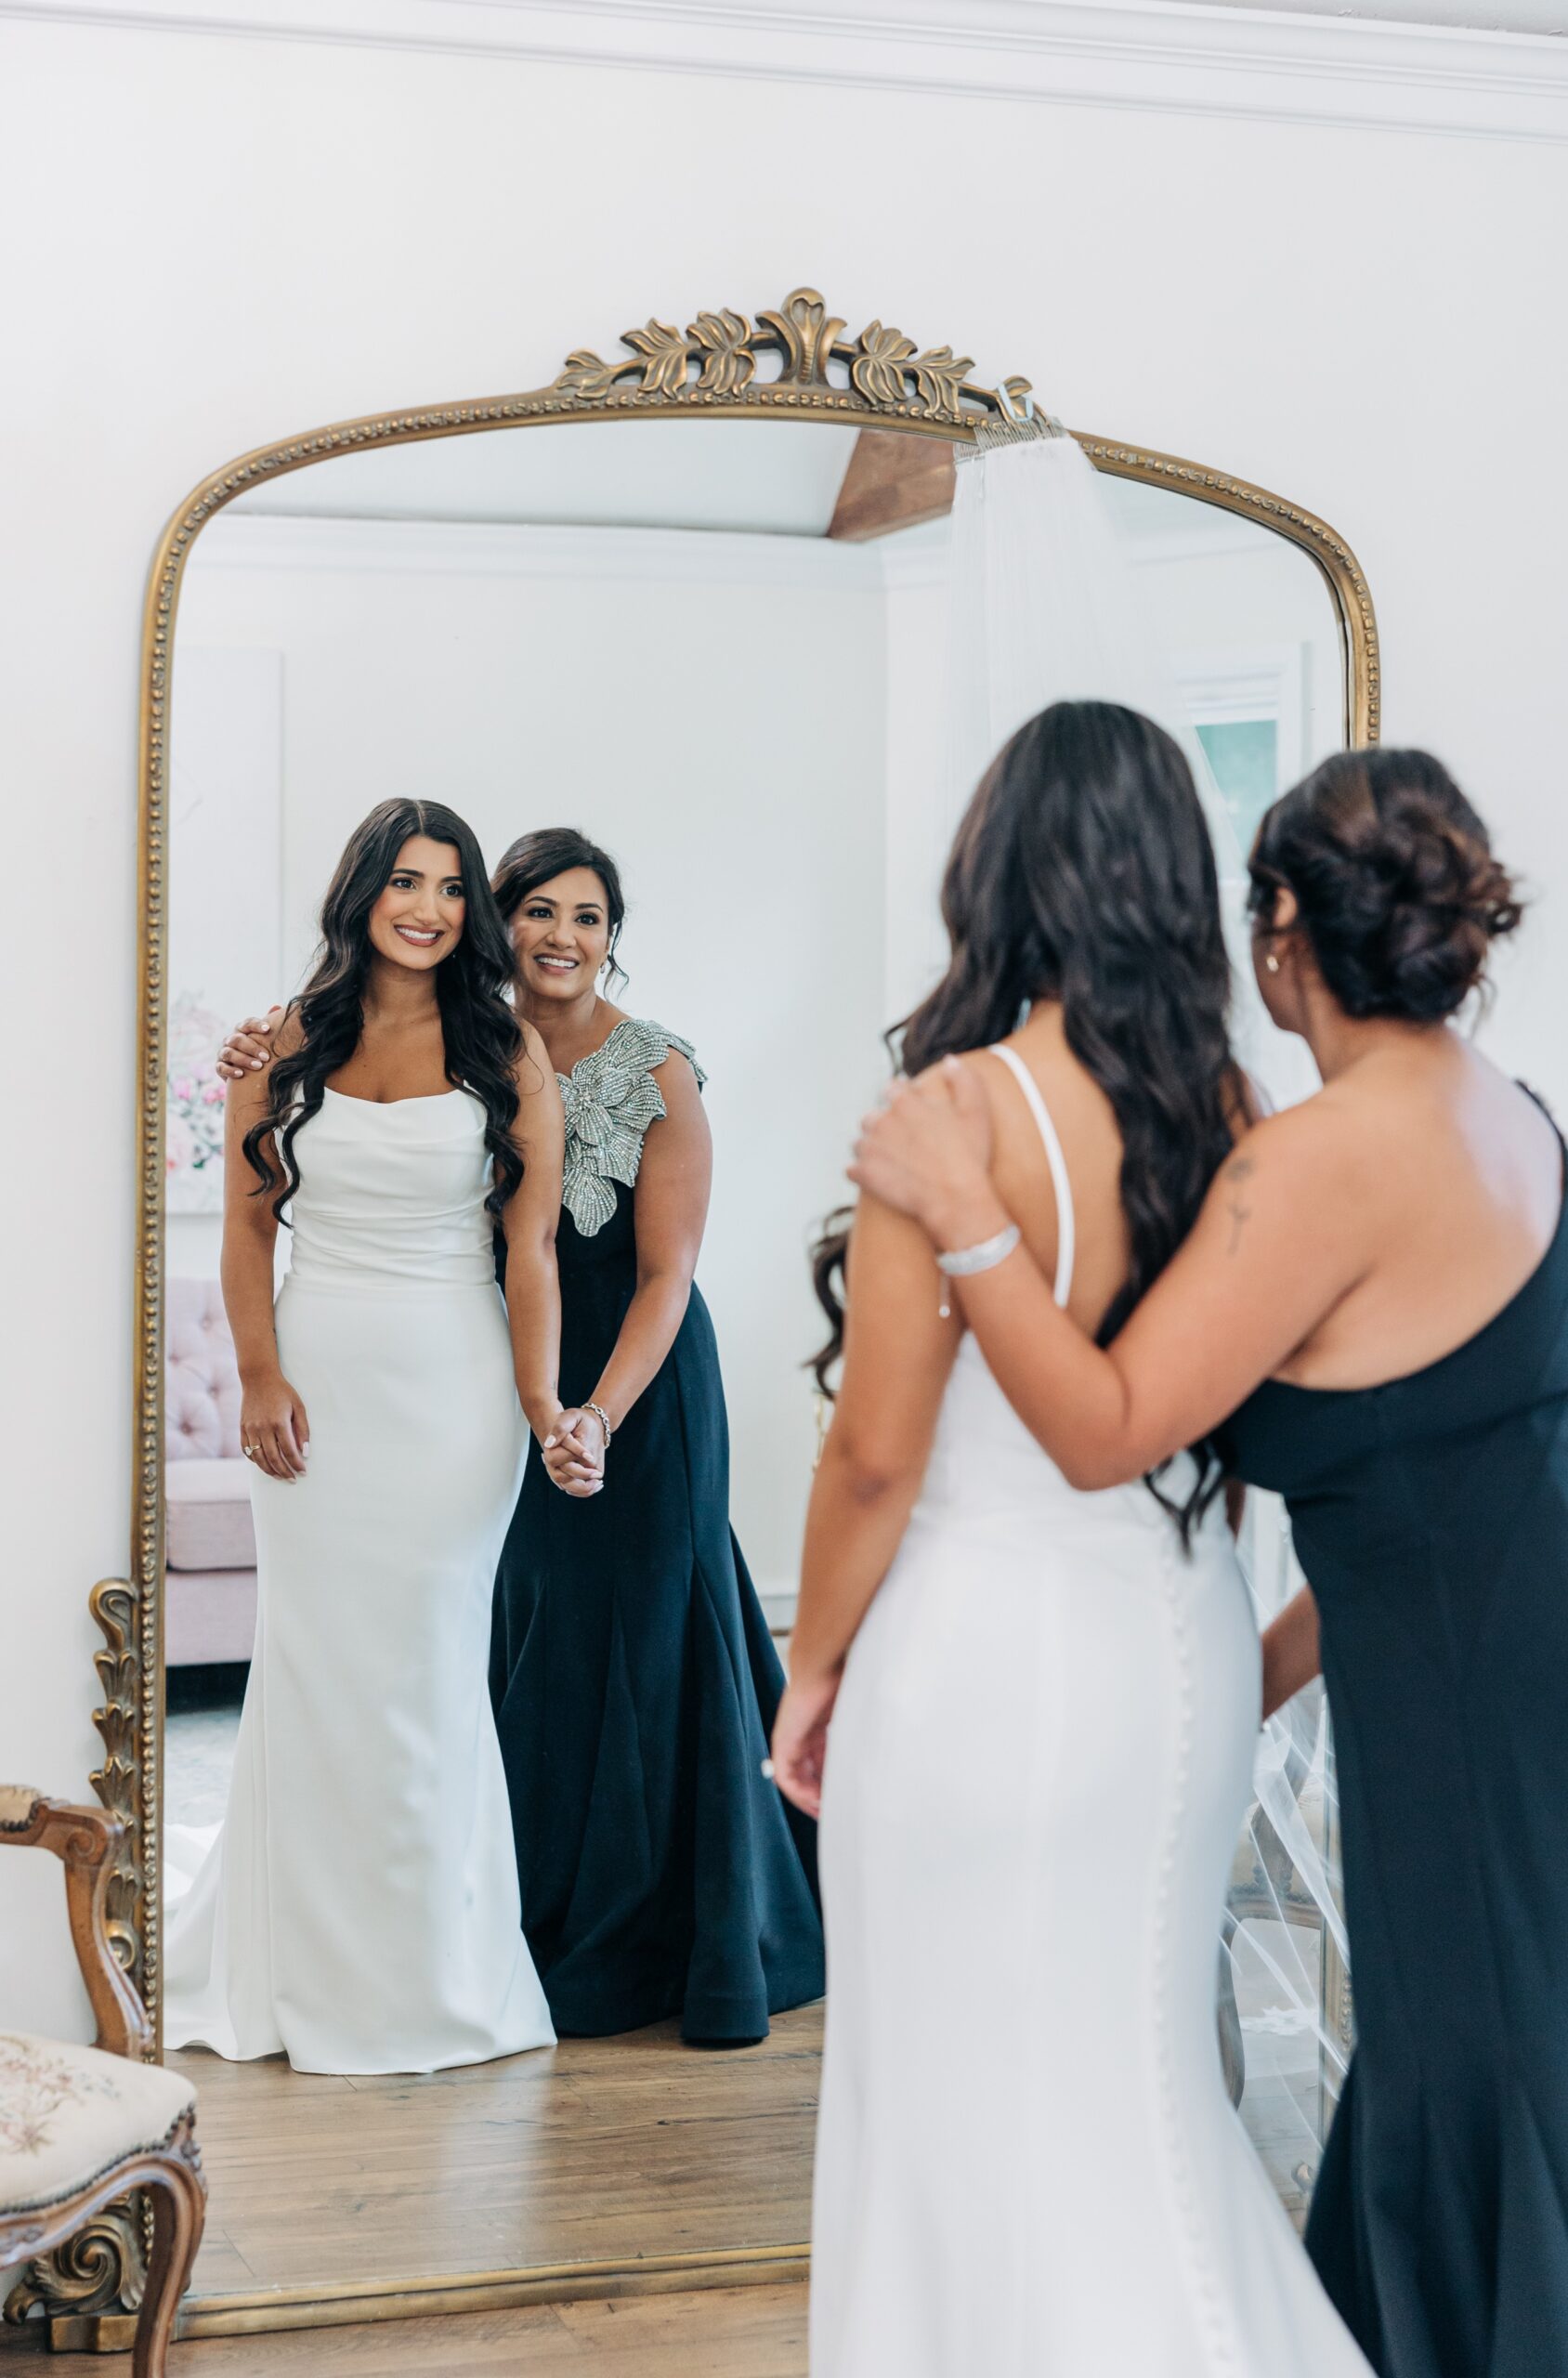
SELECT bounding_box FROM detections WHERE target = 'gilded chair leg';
[132,2137,206,2378]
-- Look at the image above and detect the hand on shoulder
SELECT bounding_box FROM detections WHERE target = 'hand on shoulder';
[223,1006,303,1119]
[216,1005,285,1081]
[850,1056,998,1243]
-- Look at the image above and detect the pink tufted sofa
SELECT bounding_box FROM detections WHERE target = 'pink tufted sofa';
[165,1278,256,1667]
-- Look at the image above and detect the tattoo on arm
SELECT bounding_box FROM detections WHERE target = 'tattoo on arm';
[1224,1155,1256,1256]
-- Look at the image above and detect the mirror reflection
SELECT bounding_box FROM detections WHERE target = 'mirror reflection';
[159,416,1351,2304]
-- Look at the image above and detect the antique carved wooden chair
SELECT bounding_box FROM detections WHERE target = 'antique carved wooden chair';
[0,1789,204,2371]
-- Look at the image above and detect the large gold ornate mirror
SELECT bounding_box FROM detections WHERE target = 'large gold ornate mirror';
[20,291,1375,2348]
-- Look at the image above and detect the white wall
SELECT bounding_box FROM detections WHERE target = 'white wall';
[5,2,1567,2031]
[170,514,891,1597]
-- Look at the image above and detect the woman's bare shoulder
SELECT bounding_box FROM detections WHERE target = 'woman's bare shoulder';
[1220,1090,1379,1214]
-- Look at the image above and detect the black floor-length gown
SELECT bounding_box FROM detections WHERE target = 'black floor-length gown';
[1218,1127,1568,2378]
[490,1018,823,2043]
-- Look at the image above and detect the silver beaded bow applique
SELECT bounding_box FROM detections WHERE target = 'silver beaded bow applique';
[558,1017,705,1237]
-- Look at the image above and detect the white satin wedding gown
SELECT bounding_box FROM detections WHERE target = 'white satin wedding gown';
[164,1087,555,2074]
[810,1046,1369,2377]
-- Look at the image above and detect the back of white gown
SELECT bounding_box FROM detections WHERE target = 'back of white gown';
[809,1045,1369,2376]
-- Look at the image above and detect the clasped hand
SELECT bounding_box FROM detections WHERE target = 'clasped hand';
[542,1407,607,1497]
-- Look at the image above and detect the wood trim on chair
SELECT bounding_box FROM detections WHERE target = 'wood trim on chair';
[1,1794,205,2366]
[0,1794,151,2061]
[0,2111,205,2377]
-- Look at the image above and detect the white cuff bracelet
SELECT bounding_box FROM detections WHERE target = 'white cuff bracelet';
[935,1222,1021,1277]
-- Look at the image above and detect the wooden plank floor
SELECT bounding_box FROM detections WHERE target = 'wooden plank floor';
[169,2005,822,2305]
[7,2282,811,2375]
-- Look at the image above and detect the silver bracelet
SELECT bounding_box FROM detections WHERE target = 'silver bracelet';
[583,1400,613,1451]
[935,1222,1021,1277]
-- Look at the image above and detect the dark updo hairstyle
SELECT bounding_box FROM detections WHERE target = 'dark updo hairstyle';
[1248,748,1522,1022]
[242,798,527,1226]
[813,699,1248,1546]
[490,827,628,994]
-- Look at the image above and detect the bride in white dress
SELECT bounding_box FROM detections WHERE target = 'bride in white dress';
[165,798,579,2075]
[773,702,1369,2376]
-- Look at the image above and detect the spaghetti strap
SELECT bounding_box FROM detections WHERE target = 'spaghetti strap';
[987,1043,1075,1310]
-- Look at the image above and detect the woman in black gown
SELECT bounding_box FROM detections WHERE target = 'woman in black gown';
[488,829,823,2045]
[835,746,1566,2378]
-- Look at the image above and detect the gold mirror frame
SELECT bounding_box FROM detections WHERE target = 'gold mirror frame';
[15,289,1377,2343]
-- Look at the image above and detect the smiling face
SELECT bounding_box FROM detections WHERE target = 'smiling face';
[509,867,612,1003]
[367,834,467,972]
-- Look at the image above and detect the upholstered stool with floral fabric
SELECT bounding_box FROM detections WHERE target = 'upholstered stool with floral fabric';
[0,1788,204,2371]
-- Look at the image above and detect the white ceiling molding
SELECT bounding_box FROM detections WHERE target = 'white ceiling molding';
[193,503,1274,595]
[878,532,949,591]
[7,0,1568,144]
[874,504,1262,591]
[191,509,892,588]
[1199,0,1565,32]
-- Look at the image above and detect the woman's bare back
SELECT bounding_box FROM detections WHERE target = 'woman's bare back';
[965,1004,1132,1340]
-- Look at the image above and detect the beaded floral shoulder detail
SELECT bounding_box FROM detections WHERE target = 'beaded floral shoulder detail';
[559,1017,705,1238]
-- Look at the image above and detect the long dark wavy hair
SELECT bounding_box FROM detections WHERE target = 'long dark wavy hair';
[490,827,629,994]
[242,799,526,1226]
[812,699,1246,1542]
